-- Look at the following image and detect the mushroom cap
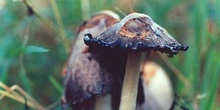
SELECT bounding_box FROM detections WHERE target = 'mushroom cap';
[63,10,126,106]
[138,61,174,110]
[77,10,120,35]
[84,12,188,55]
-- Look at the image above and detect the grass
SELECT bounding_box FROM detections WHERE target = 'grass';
[0,0,219,110]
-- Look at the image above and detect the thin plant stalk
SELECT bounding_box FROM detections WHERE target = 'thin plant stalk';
[23,0,70,53]
[23,0,56,33]
[50,0,71,53]
[80,0,90,20]
[158,52,191,94]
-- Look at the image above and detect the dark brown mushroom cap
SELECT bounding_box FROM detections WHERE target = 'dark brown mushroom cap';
[63,11,126,107]
[84,13,188,55]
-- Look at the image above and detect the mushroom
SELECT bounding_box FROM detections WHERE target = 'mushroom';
[63,10,127,109]
[137,61,174,110]
[84,12,188,110]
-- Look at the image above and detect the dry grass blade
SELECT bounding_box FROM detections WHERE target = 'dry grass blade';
[0,83,22,101]
[0,81,45,110]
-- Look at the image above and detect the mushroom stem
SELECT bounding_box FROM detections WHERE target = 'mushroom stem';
[119,52,145,110]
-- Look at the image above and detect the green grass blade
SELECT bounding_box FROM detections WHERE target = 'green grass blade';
[49,76,63,94]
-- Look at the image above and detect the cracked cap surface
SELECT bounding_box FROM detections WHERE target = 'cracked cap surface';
[84,12,188,55]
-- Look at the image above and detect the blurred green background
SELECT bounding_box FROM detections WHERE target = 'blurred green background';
[0,0,219,110]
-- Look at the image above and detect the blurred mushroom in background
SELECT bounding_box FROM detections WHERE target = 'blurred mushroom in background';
[137,61,174,110]
[62,10,127,110]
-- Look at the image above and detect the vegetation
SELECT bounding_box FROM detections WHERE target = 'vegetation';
[0,0,219,110]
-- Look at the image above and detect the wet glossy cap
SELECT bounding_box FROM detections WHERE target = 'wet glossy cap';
[84,12,188,55]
